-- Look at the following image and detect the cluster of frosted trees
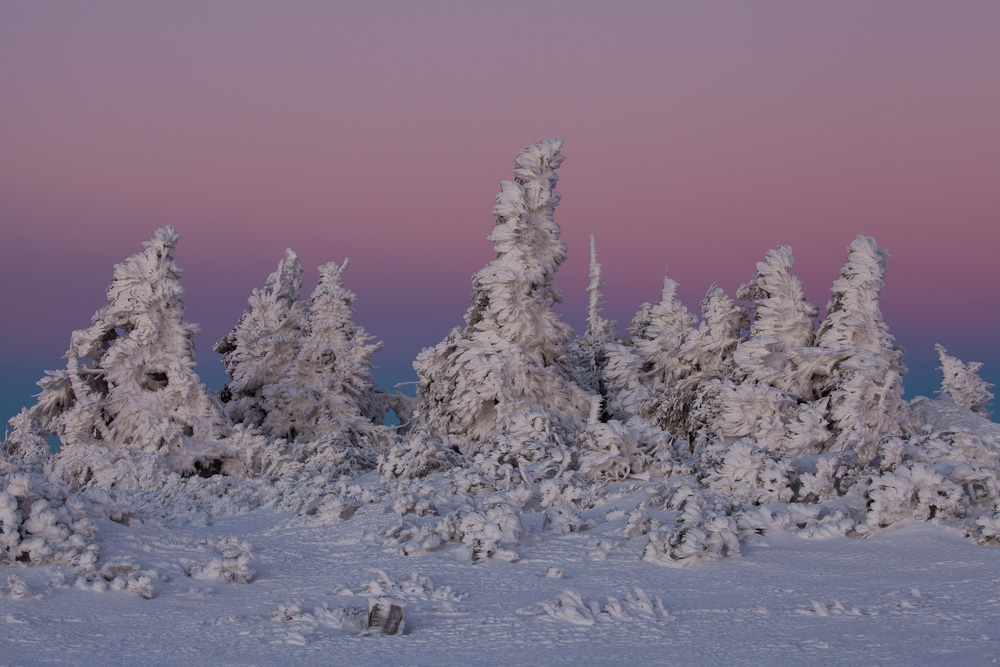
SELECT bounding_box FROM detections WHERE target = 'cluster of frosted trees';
[4,139,993,494]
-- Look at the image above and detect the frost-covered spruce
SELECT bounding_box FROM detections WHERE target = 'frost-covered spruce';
[262,259,391,450]
[605,263,698,425]
[816,236,909,462]
[33,227,240,489]
[641,287,745,441]
[2,409,50,472]
[678,285,746,376]
[413,138,592,450]
[935,344,994,416]
[733,245,836,397]
[568,235,618,407]
[215,249,306,428]
[628,263,697,391]
[600,343,647,421]
[738,245,817,350]
[678,247,834,455]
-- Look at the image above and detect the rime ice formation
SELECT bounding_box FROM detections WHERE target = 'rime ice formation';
[260,259,391,450]
[215,249,307,429]
[412,138,592,451]
[935,344,995,416]
[629,264,698,391]
[817,235,909,462]
[568,236,618,411]
[3,139,1000,627]
[31,227,240,490]
[217,253,390,444]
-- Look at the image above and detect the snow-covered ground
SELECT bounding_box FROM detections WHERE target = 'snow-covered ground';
[2,484,999,666]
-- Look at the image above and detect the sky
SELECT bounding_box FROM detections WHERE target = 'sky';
[2,1,998,426]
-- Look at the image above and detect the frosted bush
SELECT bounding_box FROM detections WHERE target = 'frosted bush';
[186,536,255,584]
[456,503,524,563]
[355,569,467,606]
[797,454,847,503]
[697,438,796,505]
[378,433,451,481]
[577,417,675,481]
[643,511,741,567]
[863,463,966,530]
[964,512,1000,546]
[737,504,855,540]
[1,470,126,569]
[543,505,593,533]
[74,556,157,598]
[522,587,668,626]
[5,574,40,600]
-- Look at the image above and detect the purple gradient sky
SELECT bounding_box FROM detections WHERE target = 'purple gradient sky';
[2,2,998,423]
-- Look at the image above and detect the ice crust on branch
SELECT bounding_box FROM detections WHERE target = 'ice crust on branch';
[413,138,592,448]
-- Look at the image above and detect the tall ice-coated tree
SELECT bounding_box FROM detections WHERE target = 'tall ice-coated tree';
[215,249,306,428]
[413,138,592,448]
[568,235,618,403]
[817,235,909,460]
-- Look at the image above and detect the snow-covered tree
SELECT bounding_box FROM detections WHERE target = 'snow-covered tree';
[935,344,994,416]
[584,235,615,343]
[215,248,306,428]
[738,245,817,349]
[413,138,592,449]
[261,259,390,447]
[618,268,707,437]
[650,251,836,455]
[568,235,618,405]
[33,227,239,488]
[628,264,697,391]
[2,409,50,471]
[679,284,746,375]
[732,245,835,397]
[816,235,909,461]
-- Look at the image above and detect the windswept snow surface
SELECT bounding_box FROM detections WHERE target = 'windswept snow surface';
[3,459,1000,664]
[1,512,998,665]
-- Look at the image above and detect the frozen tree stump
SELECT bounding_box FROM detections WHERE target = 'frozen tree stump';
[367,597,406,635]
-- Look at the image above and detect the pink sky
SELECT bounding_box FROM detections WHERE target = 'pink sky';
[2,2,998,418]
